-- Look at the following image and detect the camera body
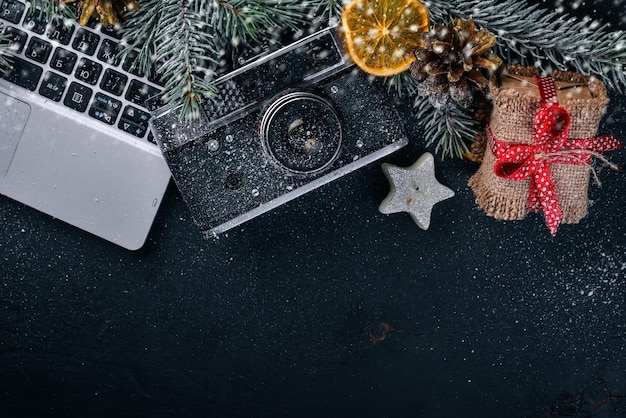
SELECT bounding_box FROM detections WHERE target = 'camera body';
[149,27,408,235]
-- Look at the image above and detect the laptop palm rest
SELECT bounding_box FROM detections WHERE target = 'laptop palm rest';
[0,92,30,177]
[0,88,171,250]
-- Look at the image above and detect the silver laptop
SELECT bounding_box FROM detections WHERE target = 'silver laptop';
[0,0,170,250]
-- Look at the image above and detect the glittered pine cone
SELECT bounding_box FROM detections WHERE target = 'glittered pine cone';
[60,0,139,26]
[411,18,502,109]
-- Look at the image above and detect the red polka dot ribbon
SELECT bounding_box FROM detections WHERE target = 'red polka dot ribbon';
[488,75,622,236]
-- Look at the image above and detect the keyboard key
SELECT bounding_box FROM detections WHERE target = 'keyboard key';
[22,8,48,34]
[118,118,147,138]
[89,106,117,125]
[121,49,145,77]
[93,92,121,112]
[75,57,102,84]
[100,68,127,96]
[97,38,121,65]
[72,28,100,55]
[0,0,25,24]
[5,26,27,53]
[25,37,52,64]
[47,17,75,45]
[50,47,77,74]
[84,17,100,29]
[122,105,150,127]
[125,80,160,107]
[144,59,166,86]
[143,93,164,111]
[147,68,165,87]
[39,71,67,101]
[64,82,92,112]
[101,24,122,39]
[89,93,121,125]
[0,55,43,90]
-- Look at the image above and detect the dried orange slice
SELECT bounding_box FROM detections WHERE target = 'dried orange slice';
[341,0,430,77]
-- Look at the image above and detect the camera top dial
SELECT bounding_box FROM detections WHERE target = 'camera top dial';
[260,92,343,174]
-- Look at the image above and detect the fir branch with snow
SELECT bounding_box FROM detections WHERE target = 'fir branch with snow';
[426,0,626,91]
[414,94,480,158]
[121,0,333,120]
[0,30,12,73]
[124,0,218,120]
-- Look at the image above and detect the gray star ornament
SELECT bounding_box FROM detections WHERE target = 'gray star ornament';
[379,152,455,230]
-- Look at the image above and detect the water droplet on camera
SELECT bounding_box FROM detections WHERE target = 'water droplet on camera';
[207,139,220,152]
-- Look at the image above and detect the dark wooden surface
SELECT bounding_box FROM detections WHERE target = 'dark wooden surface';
[2,1,626,417]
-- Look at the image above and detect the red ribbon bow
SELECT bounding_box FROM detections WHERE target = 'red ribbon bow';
[489,75,621,236]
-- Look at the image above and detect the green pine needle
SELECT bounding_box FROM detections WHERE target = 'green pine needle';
[118,0,163,77]
[414,96,478,159]
[29,0,74,19]
[0,28,12,73]
[385,71,420,97]
[151,0,217,121]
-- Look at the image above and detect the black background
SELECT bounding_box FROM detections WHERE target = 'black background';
[2,1,626,417]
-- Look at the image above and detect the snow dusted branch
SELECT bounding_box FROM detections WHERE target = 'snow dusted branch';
[121,0,332,119]
[426,0,626,91]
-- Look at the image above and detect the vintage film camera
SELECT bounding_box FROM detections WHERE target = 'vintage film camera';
[149,27,408,236]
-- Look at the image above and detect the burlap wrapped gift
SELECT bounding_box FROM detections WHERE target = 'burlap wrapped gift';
[468,65,610,225]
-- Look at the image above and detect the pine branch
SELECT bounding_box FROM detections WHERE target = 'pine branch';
[156,0,217,120]
[123,0,328,120]
[207,0,316,71]
[210,0,304,43]
[119,0,162,76]
[309,0,343,27]
[385,71,420,97]
[426,0,626,91]
[29,0,75,19]
[123,0,220,120]
[414,95,478,159]
[0,28,12,72]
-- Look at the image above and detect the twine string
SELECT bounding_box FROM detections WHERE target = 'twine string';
[534,149,620,186]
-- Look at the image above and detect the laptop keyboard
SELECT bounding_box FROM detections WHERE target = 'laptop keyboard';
[0,0,162,141]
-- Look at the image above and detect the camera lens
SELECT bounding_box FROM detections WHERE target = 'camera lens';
[260,92,342,174]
